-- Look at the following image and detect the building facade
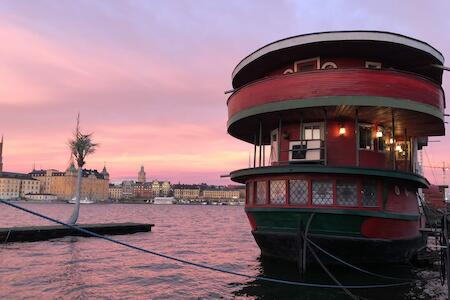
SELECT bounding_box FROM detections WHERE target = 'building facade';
[30,164,109,201]
[202,189,241,199]
[173,184,201,199]
[0,172,40,200]
[24,193,58,201]
[109,184,123,200]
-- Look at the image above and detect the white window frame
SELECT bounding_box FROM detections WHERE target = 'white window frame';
[294,57,320,73]
[321,61,338,69]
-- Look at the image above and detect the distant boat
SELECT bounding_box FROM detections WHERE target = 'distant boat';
[153,197,175,205]
[68,197,94,204]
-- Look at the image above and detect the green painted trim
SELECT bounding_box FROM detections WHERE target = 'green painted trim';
[227,96,443,129]
[245,207,420,221]
[231,165,429,187]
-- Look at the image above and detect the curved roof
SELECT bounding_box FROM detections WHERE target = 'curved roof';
[232,31,444,88]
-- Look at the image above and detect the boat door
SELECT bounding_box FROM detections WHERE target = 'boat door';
[270,129,279,164]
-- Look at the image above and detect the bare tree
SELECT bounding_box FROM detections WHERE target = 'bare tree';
[67,114,98,224]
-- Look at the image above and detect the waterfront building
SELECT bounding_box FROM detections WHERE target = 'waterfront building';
[161,181,171,196]
[109,184,123,200]
[138,166,146,183]
[202,189,241,200]
[226,31,446,264]
[151,179,161,196]
[24,193,58,201]
[30,163,109,201]
[173,184,201,200]
[0,172,40,200]
[121,180,134,199]
[132,182,153,198]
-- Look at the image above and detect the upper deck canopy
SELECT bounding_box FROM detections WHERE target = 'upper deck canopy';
[232,31,444,88]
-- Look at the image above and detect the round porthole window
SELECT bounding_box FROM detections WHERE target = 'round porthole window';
[394,185,401,196]
[404,188,409,197]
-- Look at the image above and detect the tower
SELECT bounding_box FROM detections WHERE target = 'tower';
[138,165,146,183]
[0,135,3,173]
[101,165,110,181]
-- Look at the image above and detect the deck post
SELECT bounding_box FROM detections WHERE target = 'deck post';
[259,121,262,167]
[253,134,257,168]
[355,108,359,167]
[323,109,328,166]
[278,118,282,164]
[392,110,396,170]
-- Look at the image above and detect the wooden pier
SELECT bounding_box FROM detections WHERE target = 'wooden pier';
[0,223,154,243]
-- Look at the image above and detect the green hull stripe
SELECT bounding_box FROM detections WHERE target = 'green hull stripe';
[231,165,429,187]
[228,95,444,128]
[245,207,420,221]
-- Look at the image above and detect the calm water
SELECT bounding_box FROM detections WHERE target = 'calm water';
[0,204,444,299]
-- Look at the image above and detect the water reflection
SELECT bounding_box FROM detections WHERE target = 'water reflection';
[60,237,88,298]
[233,256,416,300]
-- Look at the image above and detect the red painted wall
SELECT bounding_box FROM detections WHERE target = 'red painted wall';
[228,69,444,118]
[327,121,357,167]
[361,218,419,239]
[359,150,387,169]
[384,183,419,214]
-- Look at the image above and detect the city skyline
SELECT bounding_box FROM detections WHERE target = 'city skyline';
[1,1,449,185]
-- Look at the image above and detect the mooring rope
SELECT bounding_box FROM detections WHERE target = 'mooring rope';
[305,237,414,282]
[0,199,412,289]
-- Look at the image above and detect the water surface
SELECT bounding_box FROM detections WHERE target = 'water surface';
[0,203,444,299]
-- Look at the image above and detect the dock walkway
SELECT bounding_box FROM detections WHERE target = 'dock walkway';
[0,223,154,243]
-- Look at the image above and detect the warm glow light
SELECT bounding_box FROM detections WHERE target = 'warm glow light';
[395,145,402,152]
[389,138,394,144]
[339,126,346,135]
[376,131,383,138]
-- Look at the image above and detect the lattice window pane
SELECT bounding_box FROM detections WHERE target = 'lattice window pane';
[289,180,308,204]
[246,182,253,204]
[362,181,377,207]
[270,180,286,204]
[312,181,333,205]
[256,181,267,205]
[336,181,357,206]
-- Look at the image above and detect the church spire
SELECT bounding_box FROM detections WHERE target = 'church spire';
[0,135,3,173]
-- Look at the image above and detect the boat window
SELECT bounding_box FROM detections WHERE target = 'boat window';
[336,181,358,206]
[395,141,409,160]
[359,124,374,150]
[270,180,286,204]
[256,181,267,205]
[377,127,386,152]
[365,61,382,69]
[289,180,308,204]
[312,180,333,205]
[246,182,254,204]
[362,181,377,207]
[294,57,320,73]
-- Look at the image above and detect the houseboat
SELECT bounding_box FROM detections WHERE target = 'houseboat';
[226,31,446,264]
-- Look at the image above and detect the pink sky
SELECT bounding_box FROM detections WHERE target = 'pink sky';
[0,1,449,185]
